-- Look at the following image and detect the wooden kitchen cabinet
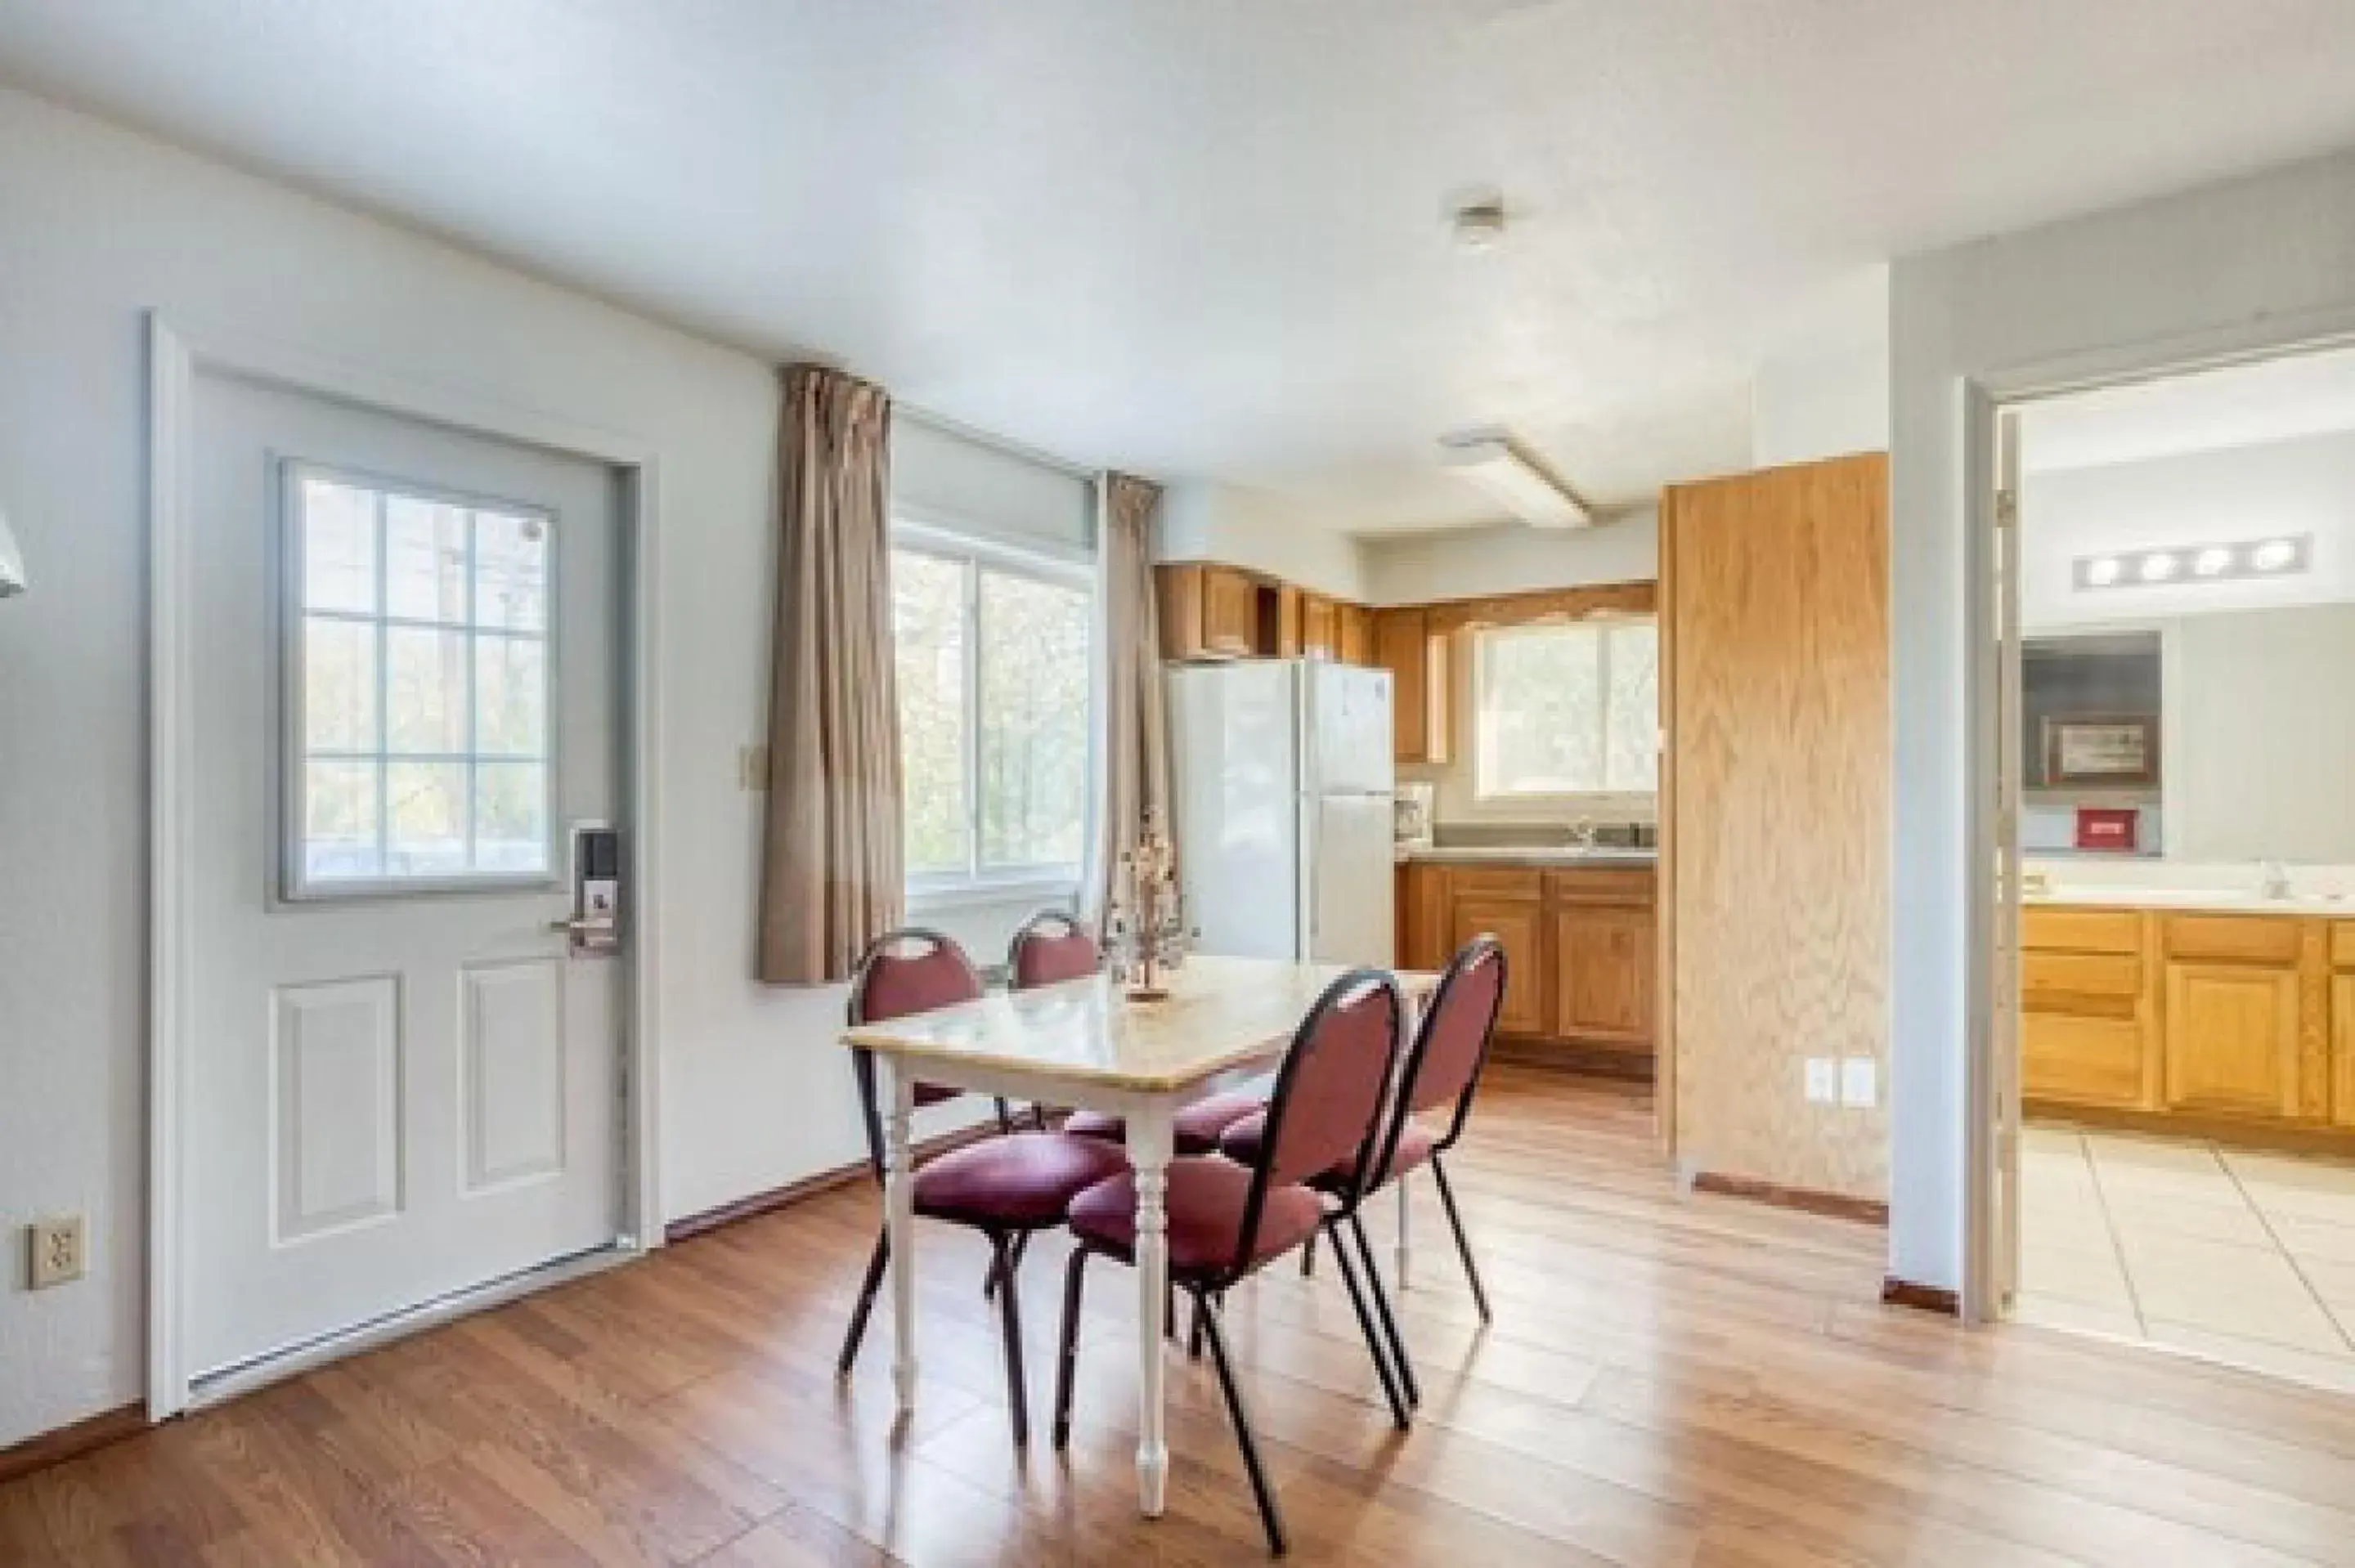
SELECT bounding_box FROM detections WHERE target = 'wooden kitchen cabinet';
[1402,860,1657,1071]
[1374,607,1451,766]
[1155,562,1267,660]
[1299,594,1338,660]
[1337,604,1374,665]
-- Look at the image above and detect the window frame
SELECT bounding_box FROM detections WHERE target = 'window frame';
[891,519,1097,910]
[1469,616,1660,809]
[276,457,564,903]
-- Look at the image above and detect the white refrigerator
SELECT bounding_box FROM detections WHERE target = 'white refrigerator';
[1167,660,1397,966]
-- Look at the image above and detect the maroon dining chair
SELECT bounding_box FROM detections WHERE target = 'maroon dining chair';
[838,928,1127,1444]
[1051,969,1406,1555]
[1223,934,1508,1410]
[1008,910,1263,1158]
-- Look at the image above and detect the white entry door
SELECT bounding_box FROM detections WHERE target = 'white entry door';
[183,370,626,1382]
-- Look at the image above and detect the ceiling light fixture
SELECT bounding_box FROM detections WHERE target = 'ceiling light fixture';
[1447,191,1508,252]
[2073,534,2311,593]
[1438,428,1590,529]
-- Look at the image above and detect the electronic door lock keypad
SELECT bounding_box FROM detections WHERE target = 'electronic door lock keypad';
[558,824,622,955]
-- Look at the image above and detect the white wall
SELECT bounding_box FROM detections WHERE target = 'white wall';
[1357,510,1659,607]
[1888,146,2355,1297]
[1752,266,1891,468]
[894,414,1094,557]
[2021,428,2355,630]
[1155,482,1366,600]
[0,88,1039,1447]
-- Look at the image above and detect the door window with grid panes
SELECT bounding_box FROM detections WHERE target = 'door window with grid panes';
[285,462,556,894]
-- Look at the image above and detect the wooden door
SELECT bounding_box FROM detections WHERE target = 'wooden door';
[2335,969,2355,1128]
[1376,608,1427,763]
[1451,895,1546,1037]
[1200,567,1260,656]
[1398,862,1451,971]
[1553,903,1655,1046]
[2164,961,2302,1118]
[1662,454,1889,1199]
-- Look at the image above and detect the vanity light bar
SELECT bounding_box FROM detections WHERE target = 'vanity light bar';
[2073,534,2312,592]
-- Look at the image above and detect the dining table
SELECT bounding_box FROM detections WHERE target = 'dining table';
[840,952,1438,1517]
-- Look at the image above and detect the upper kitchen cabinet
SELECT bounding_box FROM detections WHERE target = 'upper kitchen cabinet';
[1374,607,1451,765]
[1337,603,1374,665]
[1156,562,1263,660]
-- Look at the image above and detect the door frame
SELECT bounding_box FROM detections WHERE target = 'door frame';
[146,312,667,1418]
[1959,308,2355,1325]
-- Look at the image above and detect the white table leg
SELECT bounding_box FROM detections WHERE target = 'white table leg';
[885,1063,918,1413]
[1396,1171,1411,1288]
[1129,1104,1175,1516]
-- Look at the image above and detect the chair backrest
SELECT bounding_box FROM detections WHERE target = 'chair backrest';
[1007,909,1101,989]
[1230,969,1403,1277]
[1375,935,1507,1180]
[846,927,984,1176]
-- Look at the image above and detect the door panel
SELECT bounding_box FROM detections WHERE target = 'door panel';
[1553,904,1654,1046]
[2164,962,2301,1118]
[1451,897,1545,1037]
[186,371,622,1379]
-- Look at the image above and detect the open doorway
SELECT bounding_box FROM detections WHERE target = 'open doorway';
[1989,343,2355,1390]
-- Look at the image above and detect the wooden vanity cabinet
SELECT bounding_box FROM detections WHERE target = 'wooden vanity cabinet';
[2025,903,2355,1145]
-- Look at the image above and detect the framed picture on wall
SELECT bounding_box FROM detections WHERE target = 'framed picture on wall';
[2044,714,2159,787]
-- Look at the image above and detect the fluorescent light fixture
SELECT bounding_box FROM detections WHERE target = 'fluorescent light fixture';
[0,507,23,598]
[1438,428,1590,529]
[2073,534,2311,593]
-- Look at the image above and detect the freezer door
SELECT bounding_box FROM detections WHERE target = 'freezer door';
[1305,661,1396,796]
[1167,662,1303,960]
[1307,791,1397,966]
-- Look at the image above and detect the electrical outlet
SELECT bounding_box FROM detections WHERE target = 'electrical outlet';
[1803,1058,1837,1104]
[1841,1058,1878,1109]
[27,1215,84,1289]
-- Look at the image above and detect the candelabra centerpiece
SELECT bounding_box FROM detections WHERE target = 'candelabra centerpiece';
[1106,818,1186,1001]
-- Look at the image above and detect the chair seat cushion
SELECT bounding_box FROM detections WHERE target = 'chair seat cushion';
[1061,1091,1266,1157]
[1066,1158,1326,1281]
[1219,1110,1437,1186]
[913,1132,1128,1230]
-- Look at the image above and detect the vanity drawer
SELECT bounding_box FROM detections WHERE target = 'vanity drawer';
[2164,914,2301,966]
[2023,951,2142,1010]
[2023,907,2141,955]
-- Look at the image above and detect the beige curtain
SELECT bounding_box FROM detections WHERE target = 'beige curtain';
[1085,473,1172,922]
[758,365,904,983]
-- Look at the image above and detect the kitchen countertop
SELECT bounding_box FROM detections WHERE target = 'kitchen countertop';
[2025,886,2355,917]
[1396,844,1657,868]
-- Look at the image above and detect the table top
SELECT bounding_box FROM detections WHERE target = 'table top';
[841,955,1438,1093]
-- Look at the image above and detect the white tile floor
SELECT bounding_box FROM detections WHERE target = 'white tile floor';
[2016,1122,2355,1391]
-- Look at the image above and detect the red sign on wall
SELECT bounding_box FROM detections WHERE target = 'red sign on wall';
[2075,808,2139,853]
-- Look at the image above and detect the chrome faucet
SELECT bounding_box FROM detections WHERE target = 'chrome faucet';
[1568,817,1599,849]
[2259,859,2293,901]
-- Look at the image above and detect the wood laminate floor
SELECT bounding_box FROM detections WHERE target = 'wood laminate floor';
[10,1068,2355,1566]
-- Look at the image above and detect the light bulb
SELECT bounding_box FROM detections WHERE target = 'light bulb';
[2252,539,2299,571]
[2193,546,2235,577]
[2138,553,2179,583]
[2084,557,2122,587]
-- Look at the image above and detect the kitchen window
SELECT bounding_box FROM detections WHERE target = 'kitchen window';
[891,530,1093,901]
[1472,618,1658,802]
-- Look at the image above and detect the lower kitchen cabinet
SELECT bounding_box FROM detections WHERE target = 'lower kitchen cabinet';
[2024,903,2355,1141]
[1397,859,1657,1072]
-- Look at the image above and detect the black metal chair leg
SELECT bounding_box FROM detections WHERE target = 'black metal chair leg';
[1430,1155,1492,1322]
[992,1236,1030,1445]
[1195,1292,1288,1556]
[1299,1230,1317,1278]
[1326,1222,1411,1429]
[837,1228,890,1376]
[1053,1246,1088,1449]
[1188,1293,1207,1360]
[1348,1211,1420,1409]
[994,1097,1016,1134]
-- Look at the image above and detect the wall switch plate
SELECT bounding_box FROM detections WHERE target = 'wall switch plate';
[1803,1059,1837,1104]
[27,1215,84,1289]
[738,743,769,791]
[1841,1058,1878,1109]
